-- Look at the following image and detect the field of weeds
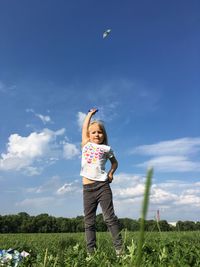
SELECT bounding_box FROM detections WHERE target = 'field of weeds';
[1,231,200,266]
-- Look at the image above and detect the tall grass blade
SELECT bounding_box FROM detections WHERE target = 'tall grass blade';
[43,248,48,267]
[135,167,153,267]
[53,255,58,267]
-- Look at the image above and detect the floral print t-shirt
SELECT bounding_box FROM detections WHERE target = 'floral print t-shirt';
[80,142,114,181]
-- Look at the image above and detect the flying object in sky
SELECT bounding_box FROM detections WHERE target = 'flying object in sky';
[103,29,111,39]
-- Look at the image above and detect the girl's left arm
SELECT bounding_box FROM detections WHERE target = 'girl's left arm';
[82,108,98,147]
[107,156,118,183]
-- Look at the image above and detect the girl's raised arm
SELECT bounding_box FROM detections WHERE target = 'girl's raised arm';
[82,108,98,146]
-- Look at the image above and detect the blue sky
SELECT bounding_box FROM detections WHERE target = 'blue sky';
[0,0,200,222]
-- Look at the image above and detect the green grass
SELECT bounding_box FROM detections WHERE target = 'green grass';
[136,167,153,267]
[1,231,200,266]
[1,169,200,266]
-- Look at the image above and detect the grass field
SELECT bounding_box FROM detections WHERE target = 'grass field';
[1,171,199,266]
[1,231,200,266]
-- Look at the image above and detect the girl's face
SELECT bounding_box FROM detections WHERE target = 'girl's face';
[89,123,104,144]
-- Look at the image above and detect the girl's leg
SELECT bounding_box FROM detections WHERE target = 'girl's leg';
[98,182,122,250]
[83,185,98,253]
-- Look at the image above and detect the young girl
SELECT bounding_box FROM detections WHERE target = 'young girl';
[80,108,122,255]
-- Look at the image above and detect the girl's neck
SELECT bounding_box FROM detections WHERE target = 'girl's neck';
[90,141,103,145]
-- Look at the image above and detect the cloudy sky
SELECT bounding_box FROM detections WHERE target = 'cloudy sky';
[0,0,200,222]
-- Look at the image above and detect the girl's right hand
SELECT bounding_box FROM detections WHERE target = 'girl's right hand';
[88,108,98,115]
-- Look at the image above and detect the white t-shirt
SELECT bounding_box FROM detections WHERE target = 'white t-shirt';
[80,142,114,181]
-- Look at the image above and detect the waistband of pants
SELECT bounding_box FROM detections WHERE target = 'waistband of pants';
[83,180,109,191]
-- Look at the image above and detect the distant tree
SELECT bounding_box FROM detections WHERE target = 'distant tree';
[75,216,84,232]
[176,220,196,231]
[0,212,199,233]
[57,217,71,232]
[119,218,132,231]
[195,221,200,230]
[96,214,107,232]
[183,221,196,231]
[131,220,140,231]
[119,218,139,231]
[159,220,171,231]
[17,212,31,233]
[48,215,59,232]
[0,215,2,232]
[18,212,30,219]
[176,220,182,231]
[144,220,157,231]
[4,215,21,233]
[32,213,50,233]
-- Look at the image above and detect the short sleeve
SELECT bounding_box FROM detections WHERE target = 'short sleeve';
[107,147,114,159]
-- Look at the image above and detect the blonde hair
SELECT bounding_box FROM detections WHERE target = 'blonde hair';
[89,120,108,145]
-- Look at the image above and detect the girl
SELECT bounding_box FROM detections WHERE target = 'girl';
[80,108,122,255]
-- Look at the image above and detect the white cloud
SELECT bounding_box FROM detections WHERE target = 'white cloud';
[175,195,200,207]
[132,137,200,173]
[26,108,53,124]
[56,178,81,195]
[26,108,34,113]
[113,173,142,185]
[113,184,145,199]
[16,197,55,208]
[111,172,200,221]
[53,128,66,136]
[0,128,65,174]
[138,156,200,172]
[23,166,42,176]
[26,176,61,194]
[36,114,52,124]
[76,105,118,131]
[10,170,200,221]
[183,188,200,194]
[0,131,51,170]
[150,186,178,204]
[56,183,77,195]
[63,142,80,159]
[24,176,80,197]
[0,81,16,94]
[77,112,86,129]
[132,137,200,156]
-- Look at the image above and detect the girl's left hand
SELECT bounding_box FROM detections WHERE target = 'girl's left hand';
[108,173,113,183]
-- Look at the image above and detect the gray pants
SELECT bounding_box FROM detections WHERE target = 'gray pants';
[83,181,122,253]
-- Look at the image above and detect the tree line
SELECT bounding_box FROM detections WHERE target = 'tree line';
[0,212,200,233]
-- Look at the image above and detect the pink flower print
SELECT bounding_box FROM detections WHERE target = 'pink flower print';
[98,150,103,158]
